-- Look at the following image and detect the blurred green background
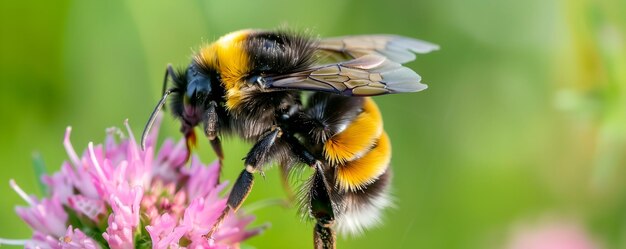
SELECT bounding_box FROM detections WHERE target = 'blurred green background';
[1,0,625,248]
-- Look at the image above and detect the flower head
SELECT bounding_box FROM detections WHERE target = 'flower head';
[3,118,263,249]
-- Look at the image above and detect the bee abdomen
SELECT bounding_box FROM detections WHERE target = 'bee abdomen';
[308,95,393,235]
[319,97,389,191]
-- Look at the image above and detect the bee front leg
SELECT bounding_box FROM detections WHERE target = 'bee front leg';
[206,127,283,237]
[181,124,196,164]
[203,101,224,162]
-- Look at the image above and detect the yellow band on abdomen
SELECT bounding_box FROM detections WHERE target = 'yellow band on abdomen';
[323,97,383,165]
[336,131,391,192]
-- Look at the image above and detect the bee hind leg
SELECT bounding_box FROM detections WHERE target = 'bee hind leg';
[310,162,336,249]
[280,134,337,249]
[314,223,336,249]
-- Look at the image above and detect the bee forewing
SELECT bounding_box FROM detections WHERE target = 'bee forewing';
[318,35,439,64]
[266,55,427,96]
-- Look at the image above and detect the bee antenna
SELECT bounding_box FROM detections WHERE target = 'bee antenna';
[141,89,177,150]
[142,64,178,151]
[161,64,176,110]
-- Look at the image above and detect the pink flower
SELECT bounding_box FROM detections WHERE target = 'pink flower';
[60,226,101,249]
[2,118,263,249]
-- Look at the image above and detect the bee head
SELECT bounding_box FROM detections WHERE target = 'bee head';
[184,64,214,106]
[141,63,221,150]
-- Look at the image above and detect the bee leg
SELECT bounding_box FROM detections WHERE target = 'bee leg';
[203,101,224,162]
[210,137,223,161]
[160,64,175,111]
[278,134,318,203]
[314,223,336,249]
[284,134,317,165]
[206,127,283,238]
[181,124,196,164]
[281,135,336,249]
[311,162,336,249]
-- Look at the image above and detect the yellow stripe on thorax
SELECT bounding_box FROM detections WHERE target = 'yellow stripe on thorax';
[323,97,383,165]
[336,131,391,192]
[196,29,252,109]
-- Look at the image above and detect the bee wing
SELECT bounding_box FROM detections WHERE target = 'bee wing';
[318,35,439,64]
[263,54,427,96]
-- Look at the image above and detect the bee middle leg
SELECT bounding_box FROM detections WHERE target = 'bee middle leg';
[207,126,283,237]
[277,134,318,202]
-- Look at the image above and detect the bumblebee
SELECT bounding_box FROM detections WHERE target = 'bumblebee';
[142,29,437,249]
